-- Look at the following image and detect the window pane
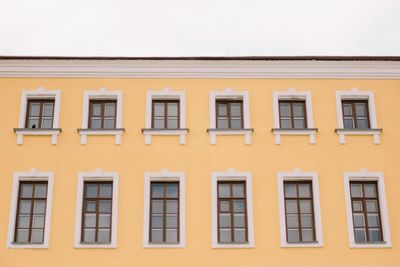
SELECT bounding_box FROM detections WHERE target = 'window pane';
[166,184,178,198]
[34,185,47,198]
[344,118,354,129]
[153,118,164,129]
[167,102,179,116]
[232,184,244,198]
[104,103,116,116]
[287,229,299,242]
[31,229,44,243]
[343,104,352,116]
[217,103,228,116]
[219,229,231,243]
[353,214,365,227]
[293,119,305,129]
[99,200,112,213]
[350,184,362,197]
[166,200,178,213]
[300,200,312,213]
[86,201,96,212]
[21,184,33,198]
[352,201,363,212]
[285,200,298,213]
[219,201,230,212]
[92,104,102,116]
[84,214,96,227]
[279,103,291,117]
[166,215,178,228]
[366,200,378,212]
[234,214,245,227]
[41,118,53,128]
[368,229,382,242]
[18,215,30,228]
[367,214,379,227]
[301,214,313,228]
[29,103,41,116]
[85,184,98,198]
[151,215,163,228]
[293,103,304,116]
[83,229,96,243]
[280,118,291,129]
[298,184,311,198]
[356,119,368,129]
[34,201,46,214]
[167,118,178,129]
[98,229,110,243]
[217,118,228,129]
[99,184,112,198]
[234,229,246,242]
[354,229,366,242]
[153,102,165,116]
[230,103,242,117]
[218,184,230,198]
[166,229,178,243]
[302,229,314,242]
[99,214,111,227]
[151,200,163,214]
[28,118,40,128]
[284,184,297,198]
[151,229,163,243]
[104,118,115,129]
[19,200,31,213]
[286,214,298,228]
[364,184,377,198]
[151,184,164,197]
[16,229,29,243]
[219,214,231,227]
[42,103,54,116]
[355,103,367,116]
[233,200,245,213]
[90,118,101,129]
[230,118,242,129]
[32,215,45,228]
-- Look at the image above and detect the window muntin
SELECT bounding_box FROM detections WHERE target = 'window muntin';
[149,182,180,243]
[217,181,248,243]
[81,182,113,244]
[152,100,180,129]
[279,101,307,129]
[350,181,383,243]
[25,100,55,129]
[216,100,243,129]
[14,182,48,244]
[284,181,315,243]
[88,100,117,129]
[342,100,370,129]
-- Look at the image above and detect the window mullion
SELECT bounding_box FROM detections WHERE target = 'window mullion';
[28,184,35,242]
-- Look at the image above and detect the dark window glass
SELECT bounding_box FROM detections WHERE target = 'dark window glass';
[284,181,315,243]
[150,182,179,243]
[89,100,117,129]
[350,182,383,243]
[14,182,48,243]
[216,100,243,129]
[279,101,307,129]
[25,100,55,129]
[217,182,247,243]
[342,100,370,129]
[152,100,180,129]
[81,182,113,244]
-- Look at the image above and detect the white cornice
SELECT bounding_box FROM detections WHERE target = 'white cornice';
[0,60,400,78]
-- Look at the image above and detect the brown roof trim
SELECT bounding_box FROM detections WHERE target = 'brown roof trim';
[0,56,400,61]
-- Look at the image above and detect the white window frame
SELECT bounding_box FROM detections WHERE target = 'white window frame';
[15,87,61,145]
[209,89,252,145]
[79,88,123,145]
[143,89,187,145]
[335,89,381,144]
[7,169,54,249]
[143,169,186,248]
[343,169,391,248]
[74,169,119,248]
[277,169,323,247]
[211,169,254,248]
[272,89,316,145]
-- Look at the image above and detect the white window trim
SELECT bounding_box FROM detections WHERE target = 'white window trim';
[7,169,54,249]
[277,169,323,247]
[79,88,123,145]
[211,169,254,248]
[272,89,316,145]
[335,89,381,144]
[143,89,187,145]
[74,169,119,248]
[16,87,61,145]
[143,169,186,248]
[343,169,391,248]
[209,89,252,145]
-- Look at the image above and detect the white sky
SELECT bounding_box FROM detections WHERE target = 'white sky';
[1,0,399,57]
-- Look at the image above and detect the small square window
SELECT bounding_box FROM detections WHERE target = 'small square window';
[341,100,370,129]
[216,100,243,129]
[88,100,117,129]
[278,101,307,129]
[152,100,180,129]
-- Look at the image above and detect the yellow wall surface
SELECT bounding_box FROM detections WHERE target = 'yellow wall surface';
[0,78,399,267]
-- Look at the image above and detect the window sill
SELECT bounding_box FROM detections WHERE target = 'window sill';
[8,242,48,249]
[14,128,61,145]
[212,242,254,249]
[141,128,189,145]
[271,128,318,144]
[281,240,323,248]
[143,242,185,248]
[207,128,254,145]
[74,242,116,249]
[350,241,390,248]
[77,128,125,145]
[335,128,382,144]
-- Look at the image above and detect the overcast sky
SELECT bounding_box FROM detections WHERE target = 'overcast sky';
[1,0,399,57]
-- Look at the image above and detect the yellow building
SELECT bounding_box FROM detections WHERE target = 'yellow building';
[0,57,399,267]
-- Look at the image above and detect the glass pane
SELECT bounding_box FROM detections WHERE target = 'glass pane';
[298,184,311,198]
[104,118,115,129]
[219,214,231,227]
[84,214,96,227]
[166,200,178,214]
[151,200,163,214]
[153,102,165,116]
[293,119,305,129]
[234,229,246,243]
[230,103,242,117]
[352,201,363,212]
[366,200,378,212]
[34,184,47,198]
[364,184,377,198]
[31,229,44,243]
[217,118,228,129]
[151,229,163,243]
[28,118,40,128]
[354,229,366,242]
[167,102,178,116]
[344,118,354,129]
[20,184,33,198]
[356,119,368,129]
[167,118,178,129]
[166,184,178,198]
[32,215,45,228]
[19,200,32,213]
[218,184,230,198]
[104,103,116,116]
[34,201,46,214]
[166,215,178,228]
[18,215,30,228]
[350,184,362,198]
[280,118,291,129]
[99,214,111,227]
[234,214,245,227]
[86,201,96,212]
[153,118,164,129]
[98,229,110,243]
[151,215,163,228]
[343,104,352,116]
[302,229,314,242]
[83,229,96,243]
[99,184,112,198]
[353,214,365,227]
[99,200,112,213]
[355,103,366,116]
[279,103,291,117]
[300,200,312,213]
[86,184,98,198]
[231,118,242,129]
[92,103,102,116]
[41,118,52,128]
[151,184,164,198]
[284,184,297,197]
[217,103,228,116]
[42,103,54,116]
[293,103,304,116]
[285,200,298,213]
[287,229,299,242]
[367,214,379,227]
[301,214,313,227]
[16,229,29,243]
[29,103,41,116]
[233,200,245,213]
[219,229,231,243]
[286,214,298,228]
[90,118,101,129]
[220,201,230,212]
[232,184,244,198]
[166,229,178,243]
[368,229,382,242]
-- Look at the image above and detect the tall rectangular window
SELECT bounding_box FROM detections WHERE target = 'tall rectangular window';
[88,100,117,129]
[284,181,315,243]
[217,181,247,243]
[14,182,48,244]
[279,100,307,129]
[152,100,180,129]
[216,100,243,129]
[342,100,370,129]
[81,182,113,244]
[25,100,55,129]
[350,181,383,243]
[150,182,179,243]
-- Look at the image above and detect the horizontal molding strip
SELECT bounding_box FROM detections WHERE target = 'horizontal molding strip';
[1,60,400,78]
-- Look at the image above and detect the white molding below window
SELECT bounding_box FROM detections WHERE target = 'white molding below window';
[142,129,188,145]
[207,129,253,145]
[271,128,317,145]
[77,129,125,145]
[143,169,186,248]
[14,128,61,145]
[7,169,54,249]
[74,169,119,249]
[335,128,382,144]
[343,169,391,248]
[211,169,254,248]
[277,169,323,248]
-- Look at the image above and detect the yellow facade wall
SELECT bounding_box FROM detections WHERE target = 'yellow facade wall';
[0,78,399,267]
